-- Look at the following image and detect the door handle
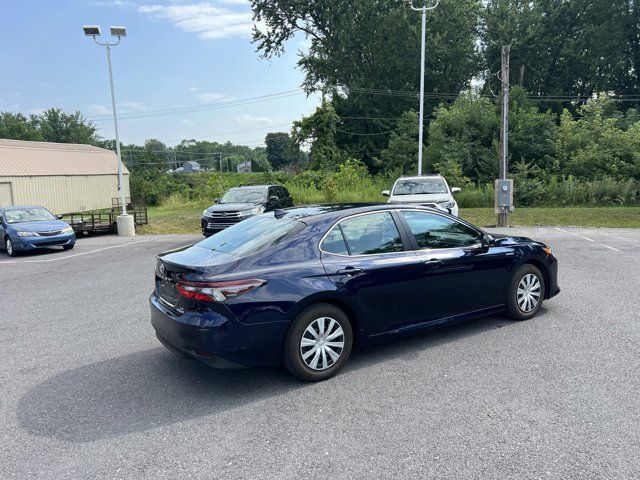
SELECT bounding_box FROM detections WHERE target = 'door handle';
[423,258,443,267]
[336,267,363,276]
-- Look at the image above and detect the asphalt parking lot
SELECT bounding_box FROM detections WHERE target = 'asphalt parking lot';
[1,228,639,479]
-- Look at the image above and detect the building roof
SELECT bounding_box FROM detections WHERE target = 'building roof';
[0,138,130,176]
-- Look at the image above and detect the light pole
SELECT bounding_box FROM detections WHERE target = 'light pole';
[406,0,439,176]
[83,25,135,236]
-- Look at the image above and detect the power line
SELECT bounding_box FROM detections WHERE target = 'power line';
[88,89,305,122]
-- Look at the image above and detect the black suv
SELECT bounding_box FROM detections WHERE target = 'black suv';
[201,184,294,236]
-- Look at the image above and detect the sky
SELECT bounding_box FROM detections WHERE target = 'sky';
[0,0,320,147]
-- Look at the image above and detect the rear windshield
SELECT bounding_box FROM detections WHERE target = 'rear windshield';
[197,215,305,257]
[393,178,448,195]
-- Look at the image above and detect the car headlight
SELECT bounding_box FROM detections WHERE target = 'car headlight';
[202,209,210,217]
[17,231,39,237]
[439,200,456,209]
[240,206,264,216]
[61,226,74,234]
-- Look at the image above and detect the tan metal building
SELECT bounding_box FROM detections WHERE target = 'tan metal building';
[0,139,130,214]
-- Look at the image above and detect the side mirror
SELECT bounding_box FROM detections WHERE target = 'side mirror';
[213,198,220,204]
[382,190,390,197]
[57,215,64,220]
[480,234,492,253]
[269,195,279,202]
[451,187,461,194]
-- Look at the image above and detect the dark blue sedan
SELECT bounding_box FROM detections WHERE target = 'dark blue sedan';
[151,204,559,381]
[1,205,76,257]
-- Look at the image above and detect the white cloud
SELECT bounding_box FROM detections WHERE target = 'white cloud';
[119,101,146,111]
[194,92,231,102]
[87,102,146,115]
[181,119,195,125]
[91,0,136,8]
[188,86,199,92]
[138,2,254,39]
[234,114,275,126]
[88,104,112,115]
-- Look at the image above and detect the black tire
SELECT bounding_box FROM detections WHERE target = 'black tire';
[283,303,353,382]
[63,244,75,251]
[507,264,545,320]
[5,237,16,257]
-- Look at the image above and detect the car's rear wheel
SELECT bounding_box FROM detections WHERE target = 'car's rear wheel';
[5,237,16,257]
[507,264,545,320]
[283,303,353,382]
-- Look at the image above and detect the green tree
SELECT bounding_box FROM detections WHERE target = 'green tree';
[379,110,419,174]
[555,98,640,180]
[0,112,41,140]
[252,0,482,165]
[482,1,640,102]
[32,108,100,144]
[427,96,500,184]
[292,101,342,170]
[265,132,299,170]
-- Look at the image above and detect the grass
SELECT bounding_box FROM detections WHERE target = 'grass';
[462,207,640,228]
[137,205,640,235]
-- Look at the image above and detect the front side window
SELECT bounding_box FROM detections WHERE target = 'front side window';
[392,178,448,195]
[400,211,481,250]
[323,212,404,256]
[5,207,56,224]
[198,215,304,257]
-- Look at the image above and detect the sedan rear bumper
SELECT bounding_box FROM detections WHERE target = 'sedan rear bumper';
[150,293,288,367]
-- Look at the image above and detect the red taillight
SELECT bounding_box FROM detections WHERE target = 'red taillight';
[176,279,266,303]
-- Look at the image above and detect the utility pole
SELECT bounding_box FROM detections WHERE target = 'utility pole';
[497,45,511,228]
[407,0,440,176]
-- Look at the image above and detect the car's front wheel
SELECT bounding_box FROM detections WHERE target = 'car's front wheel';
[507,264,545,320]
[283,303,353,382]
[5,237,16,257]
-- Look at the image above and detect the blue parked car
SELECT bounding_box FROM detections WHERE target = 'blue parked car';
[150,204,560,381]
[0,205,76,257]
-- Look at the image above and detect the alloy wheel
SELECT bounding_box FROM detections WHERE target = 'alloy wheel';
[6,239,12,256]
[517,273,541,313]
[300,316,345,371]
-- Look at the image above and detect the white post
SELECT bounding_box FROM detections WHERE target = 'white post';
[105,45,126,217]
[417,5,427,176]
[408,0,439,176]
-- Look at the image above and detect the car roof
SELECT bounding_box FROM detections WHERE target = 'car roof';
[230,184,279,189]
[275,203,448,224]
[4,205,48,210]
[396,174,443,181]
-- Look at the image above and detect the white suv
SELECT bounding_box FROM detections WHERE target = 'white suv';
[382,175,461,216]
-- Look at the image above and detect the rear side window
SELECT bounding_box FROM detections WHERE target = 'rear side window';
[322,212,404,256]
[198,215,304,257]
[321,226,349,255]
[400,211,481,249]
[282,187,291,198]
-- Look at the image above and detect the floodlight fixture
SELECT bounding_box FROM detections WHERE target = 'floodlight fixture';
[83,25,102,37]
[110,26,127,37]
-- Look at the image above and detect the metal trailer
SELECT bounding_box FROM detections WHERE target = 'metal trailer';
[60,197,148,235]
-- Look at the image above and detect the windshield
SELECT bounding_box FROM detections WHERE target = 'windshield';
[5,207,56,224]
[219,188,267,204]
[392,178,448,195]
[198,215,305,257]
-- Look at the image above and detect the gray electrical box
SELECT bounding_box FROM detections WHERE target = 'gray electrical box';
[495,179,514,212]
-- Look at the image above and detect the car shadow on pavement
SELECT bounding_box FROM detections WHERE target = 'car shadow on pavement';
[17,312,534,444]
